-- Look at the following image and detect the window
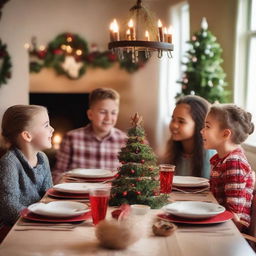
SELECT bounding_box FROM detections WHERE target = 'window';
[156,1,189,152]
[235,0,256,146]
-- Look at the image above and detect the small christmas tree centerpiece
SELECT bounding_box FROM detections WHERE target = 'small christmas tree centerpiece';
[177,17,230,103]
[109,113,168,208]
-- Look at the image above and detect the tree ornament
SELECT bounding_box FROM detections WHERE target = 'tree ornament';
[131,169,135,174]
[123,191,127,196]
[192,57,197,62]
[141,159,145,164]
[192,36,197,41]
[201,17,208,30]
[202,31,207,37]
[136,191,141,195]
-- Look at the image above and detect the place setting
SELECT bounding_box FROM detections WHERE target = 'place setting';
[63,168,118,183]
[18,201,91,226]
[171,176,210,194]
[46,182,106,199]
[157,201,233,225]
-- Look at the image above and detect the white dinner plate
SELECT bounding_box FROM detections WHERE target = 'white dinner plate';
[66,168,117,178]
[163,201,225,219]
[28,201,89,218]
[173,176,209,187]
[53,183,110,194]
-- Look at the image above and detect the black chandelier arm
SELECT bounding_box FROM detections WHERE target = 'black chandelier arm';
[108,40,173,52]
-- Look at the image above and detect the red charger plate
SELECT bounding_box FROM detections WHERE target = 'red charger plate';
[157,210,233,225]
[47,188,89,199]
[20,208,91,223]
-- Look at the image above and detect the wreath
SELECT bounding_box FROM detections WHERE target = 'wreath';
[29,32,148,79]
[0,40,12,87]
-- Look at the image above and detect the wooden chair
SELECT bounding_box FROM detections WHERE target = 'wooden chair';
[242,189,256,250]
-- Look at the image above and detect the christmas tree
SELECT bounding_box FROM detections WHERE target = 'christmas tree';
[177,17,230,103]
[109,113,168,209]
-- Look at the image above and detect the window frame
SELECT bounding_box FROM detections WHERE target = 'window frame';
[234,0,256,147]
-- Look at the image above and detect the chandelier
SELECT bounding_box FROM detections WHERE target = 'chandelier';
[108,0,174,63]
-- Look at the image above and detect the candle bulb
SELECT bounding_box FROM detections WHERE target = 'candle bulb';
[163,27,167,42]
[112,19,119,41]
[109,19,119,42]
[126,29,131,40]
[167,26,173,43]
[128,19,135,40]
[158,19,163,42]
[145,30,150,41]
[109,21,115,42]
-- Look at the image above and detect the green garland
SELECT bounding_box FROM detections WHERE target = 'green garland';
[29,32,148,79]
[0,39,12,87]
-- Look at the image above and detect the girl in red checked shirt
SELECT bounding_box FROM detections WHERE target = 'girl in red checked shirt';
[201,104,255,231]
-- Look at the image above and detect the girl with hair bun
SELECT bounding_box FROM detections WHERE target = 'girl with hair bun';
[201,104,255,230]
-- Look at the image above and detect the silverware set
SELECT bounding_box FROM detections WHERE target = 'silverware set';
[14,222,83,231]
[172,187,210,194]
[177,227,234,236]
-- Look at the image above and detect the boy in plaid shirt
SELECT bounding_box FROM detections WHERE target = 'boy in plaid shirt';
[201,104,255,231]
[53,88,126,184]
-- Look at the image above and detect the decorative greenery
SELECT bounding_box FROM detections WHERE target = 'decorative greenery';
[29,33,148,79]
[177,18,230,103]
[109,113,168,209]
[0,40,12,87]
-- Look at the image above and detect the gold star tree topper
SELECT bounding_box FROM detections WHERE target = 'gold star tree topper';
[131,112,143,127]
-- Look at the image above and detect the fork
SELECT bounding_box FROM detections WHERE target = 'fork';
[14,227,74,231]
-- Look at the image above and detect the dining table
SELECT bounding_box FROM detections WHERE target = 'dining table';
[0,188,255,256]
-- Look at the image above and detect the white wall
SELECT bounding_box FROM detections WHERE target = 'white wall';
[0,0,168,149]
[1,0,252,161]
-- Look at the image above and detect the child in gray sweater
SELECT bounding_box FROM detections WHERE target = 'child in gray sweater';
[0,105,54,229]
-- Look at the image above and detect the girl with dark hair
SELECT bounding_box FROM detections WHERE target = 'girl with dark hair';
[164,95,215,178]
[201,104,255,230]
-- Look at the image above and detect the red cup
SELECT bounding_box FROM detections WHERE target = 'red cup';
[89,186,110,225]
[159,164,175,194]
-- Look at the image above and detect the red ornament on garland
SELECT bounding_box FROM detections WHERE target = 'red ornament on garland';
[136,191,141,195]
[123,191,127,196]
[131,169,135,174]
[141,159,145,164]
[53,49,63,55]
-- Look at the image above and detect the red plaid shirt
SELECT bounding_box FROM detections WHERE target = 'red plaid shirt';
[210,147,255,227]
[53,124,127,183]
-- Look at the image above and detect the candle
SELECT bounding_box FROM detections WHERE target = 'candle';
[128,19,135,40]
[145,30,150,41]
[109,21,115,42]
[158,19,163,42]
[126,29,131,40]
[163,27,167,42]
[112,19,119,41]
[109,19,119,41]
[166,26,173,43]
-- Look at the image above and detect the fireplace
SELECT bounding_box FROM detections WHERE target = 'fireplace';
[30,93,90,134]
[29,93,90,167]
